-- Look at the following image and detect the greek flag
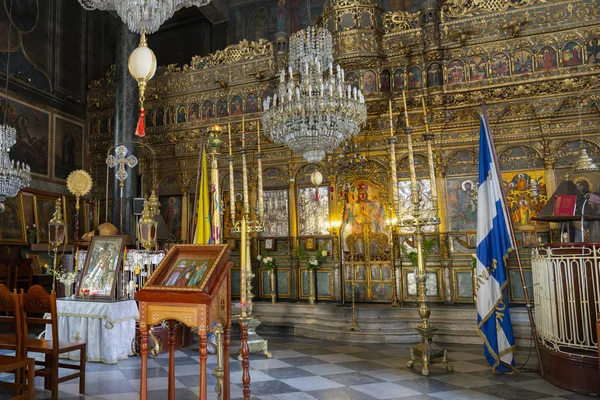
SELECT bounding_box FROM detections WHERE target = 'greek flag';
[476,114,516,373]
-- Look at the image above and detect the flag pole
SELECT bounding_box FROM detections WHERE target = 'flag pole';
[481,104,544,375]
[190,135,206,244]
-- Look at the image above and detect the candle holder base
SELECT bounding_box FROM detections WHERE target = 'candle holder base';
[237,317,272,360]
[407,326,452,376]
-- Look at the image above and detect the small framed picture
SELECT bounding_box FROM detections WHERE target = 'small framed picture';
[264,238,274,250]
[305,237,315,250]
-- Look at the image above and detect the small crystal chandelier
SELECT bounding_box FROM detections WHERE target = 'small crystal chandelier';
[0,125,31,212]
[262,26,367,163]
[77,0,210,34]
[0,0,31,213]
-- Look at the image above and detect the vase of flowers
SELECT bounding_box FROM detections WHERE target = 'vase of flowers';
[47,266,78,298]
[257,253,276,304]
[298,245,328,305]
[26,224,37,244]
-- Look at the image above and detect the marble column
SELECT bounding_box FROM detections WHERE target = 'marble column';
[112,22,140,237]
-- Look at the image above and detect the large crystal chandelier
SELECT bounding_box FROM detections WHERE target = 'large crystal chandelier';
[0,125,31,212]
[78,0,210,34]
[0,0,31,213]
[262,27,367,163]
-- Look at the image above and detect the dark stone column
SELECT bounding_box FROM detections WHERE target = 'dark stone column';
[112,21,139,238]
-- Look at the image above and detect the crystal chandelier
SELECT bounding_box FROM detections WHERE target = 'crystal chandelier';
[262,26,367,163]
[77,0,210,34]
[0,125,31,212]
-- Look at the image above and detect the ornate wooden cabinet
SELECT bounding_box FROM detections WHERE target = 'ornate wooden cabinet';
[135,244,232,400]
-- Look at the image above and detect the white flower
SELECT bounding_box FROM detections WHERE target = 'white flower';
[266,257,273,262]
[321,250,327,257]
[257,255,262,261]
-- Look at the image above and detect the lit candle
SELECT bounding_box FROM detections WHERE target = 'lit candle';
[402,90,409,126]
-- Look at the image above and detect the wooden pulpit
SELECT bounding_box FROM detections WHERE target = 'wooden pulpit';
[135,244,232,400]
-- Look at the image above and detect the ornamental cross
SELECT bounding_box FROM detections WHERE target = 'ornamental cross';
[106,145,138,186]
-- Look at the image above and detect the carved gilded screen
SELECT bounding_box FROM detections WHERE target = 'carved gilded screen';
[398,179,435,232]
[263,189,289,237]
[298,187,329,236]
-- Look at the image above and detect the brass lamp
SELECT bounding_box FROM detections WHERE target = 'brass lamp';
[48,198,67,291]
[128,30,157,137]
[137,198,157,251]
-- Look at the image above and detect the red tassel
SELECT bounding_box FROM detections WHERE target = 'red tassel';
[315,188,319,201]
[135,109,145,137]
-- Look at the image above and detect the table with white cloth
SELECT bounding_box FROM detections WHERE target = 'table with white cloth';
[45,299,139,364]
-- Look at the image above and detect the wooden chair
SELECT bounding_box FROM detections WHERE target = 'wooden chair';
[14,262,33,294]
[20,285,86,400]
[0,284,35,399]
[0,284,18,351]
[0,263,12,290]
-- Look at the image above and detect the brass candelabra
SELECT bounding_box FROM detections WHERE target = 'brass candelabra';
[399,93,452,376]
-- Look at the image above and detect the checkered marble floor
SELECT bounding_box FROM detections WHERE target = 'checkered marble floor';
[0,335,596,400]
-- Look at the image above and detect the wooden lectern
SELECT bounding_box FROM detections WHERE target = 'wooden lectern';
[135,244,232,400]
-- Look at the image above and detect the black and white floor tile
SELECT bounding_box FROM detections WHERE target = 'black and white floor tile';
[0,335,596,399]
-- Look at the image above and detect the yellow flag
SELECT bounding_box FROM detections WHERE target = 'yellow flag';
[194,148,211,244]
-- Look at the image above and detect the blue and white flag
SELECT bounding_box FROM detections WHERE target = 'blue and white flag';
[476,114,516,373]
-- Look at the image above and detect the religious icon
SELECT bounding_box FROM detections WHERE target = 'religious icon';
[155,108,165,126]
[245,94,259,113]
[513,49,533,74]
[177,105,187,123]
[342,181,386,249]
[446,177,478,231]
[427,63,442,87]
[538,46,558,71]
[304,237,315,250]
[165,106,175,125]
[346,72,360,91]
[202,100,214,120]
[502,171,548,231]
[447,60,465,84]
[407,66,422,89]
[216,98,228,118]
[562,41,583,67]
[586,38,600,64]
[491,53,510,77]
[0,193,26,244]
[264,238,275,250]
[380,70,391,92]
[160,196,183,240]
[393,68,405,92]
[76,236,126,299]
[230,96,243,116]
[468,56,487,81]
[189,103,200,122]
[362,70,377,95]
[262,189,289,237]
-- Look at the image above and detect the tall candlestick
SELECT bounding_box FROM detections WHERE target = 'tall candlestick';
[257,121,264,221]
[388,98,394,137]
[402,91,410,126]
[228,123,232,156]
[241,127,249,215]
[240,217,247,314]
[242,115,245,147]
[388,98,399,220]
[421,96,438,210]
[228,123,235,225]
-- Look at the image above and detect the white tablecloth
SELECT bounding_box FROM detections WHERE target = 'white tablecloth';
[45,299,139,364]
